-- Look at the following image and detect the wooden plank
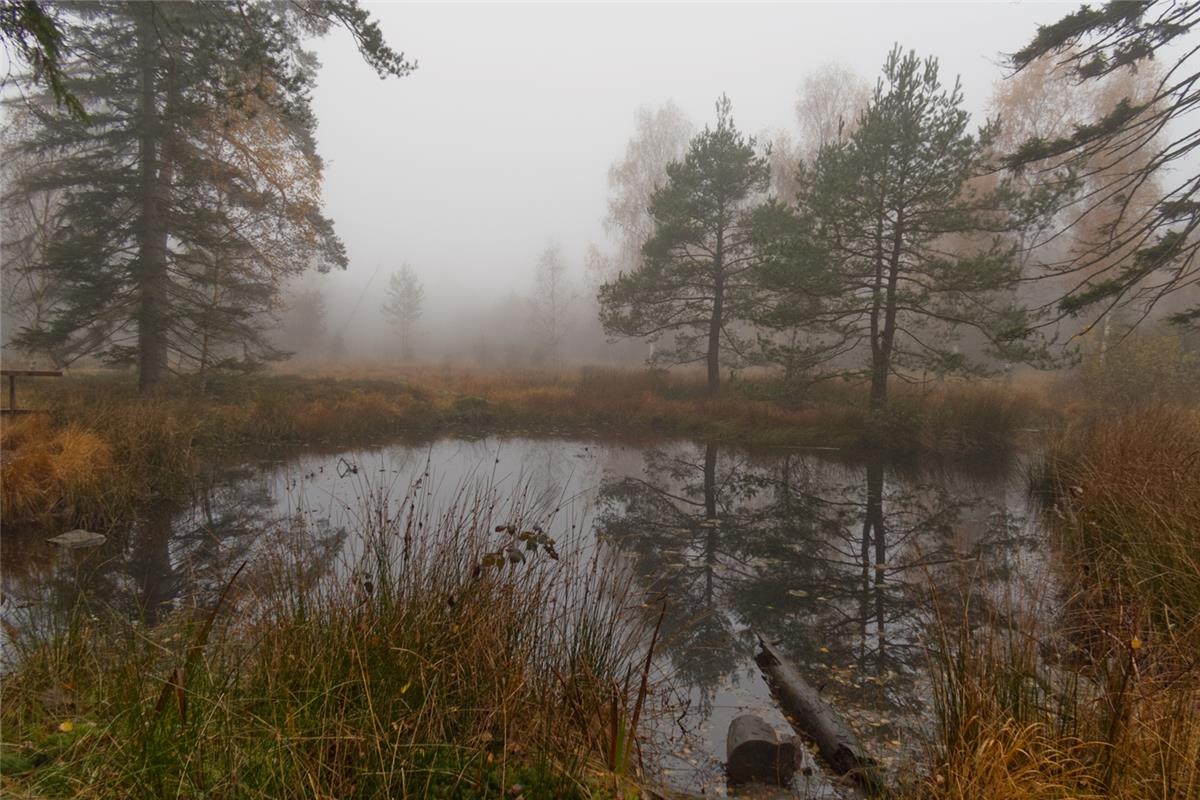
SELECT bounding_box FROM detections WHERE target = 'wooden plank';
[755,634,884,794]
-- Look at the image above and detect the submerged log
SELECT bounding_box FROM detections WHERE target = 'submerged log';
[725,713,798,786]
[755,635,883,793]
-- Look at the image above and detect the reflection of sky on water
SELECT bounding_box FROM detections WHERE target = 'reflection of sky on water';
[0,436,1047,798]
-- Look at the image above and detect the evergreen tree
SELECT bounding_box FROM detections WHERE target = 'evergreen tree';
[744,201,849,384]
[3,1,413,391]
[529,244,572,367]
[1,0,83,117]
[797,47,1051,410]
[382,264,425,360]
[280,286,328,356]
[1007,0,1199,328]
[598,96,770,394]
[1,115,66,364]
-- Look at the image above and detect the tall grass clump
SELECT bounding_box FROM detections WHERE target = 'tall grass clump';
[1041,403,1200,630]
[1,415,115,522]
[0,474,660,799]
[906,380,1048,454]
[909,403,1200,799]
[915,601,1200,800]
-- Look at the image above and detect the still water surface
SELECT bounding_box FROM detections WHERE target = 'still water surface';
[1,436,1048,797]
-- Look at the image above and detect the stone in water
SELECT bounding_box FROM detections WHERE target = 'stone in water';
[47,529,106,549]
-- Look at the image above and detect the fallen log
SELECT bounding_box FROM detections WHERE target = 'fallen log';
[755,634,883,794]
[725,712,798,786]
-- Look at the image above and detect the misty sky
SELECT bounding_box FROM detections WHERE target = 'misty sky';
[310,1,1074,314]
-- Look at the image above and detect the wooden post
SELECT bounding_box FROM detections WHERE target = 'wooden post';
[726,713,799,786]
[0,369,63,414]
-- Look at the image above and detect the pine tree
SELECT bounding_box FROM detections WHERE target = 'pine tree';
[0,0,83,117]
[1007,1,1199,328]
[529,244,572,367]
[382,264,425,360]
[798,47,1051,410]
[3,1,413,391]
[280,286,328,356]
[598,96,770,394]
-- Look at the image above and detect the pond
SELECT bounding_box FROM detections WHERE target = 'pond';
[0,435,1050,798]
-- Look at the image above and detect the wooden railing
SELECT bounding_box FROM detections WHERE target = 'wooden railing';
[1,369,63,414]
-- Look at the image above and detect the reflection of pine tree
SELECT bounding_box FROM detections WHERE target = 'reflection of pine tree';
[21,462,350,628]
[598,441,1020,748]
[596,443,750,707]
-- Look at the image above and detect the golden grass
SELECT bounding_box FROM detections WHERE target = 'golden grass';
[1,415,113,521]
[915,622,1200,800]
[1043,403,1200,632]
[926,719,1101,800]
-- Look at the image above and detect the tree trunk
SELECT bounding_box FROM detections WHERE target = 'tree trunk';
[703,442,718,604]
[706,223,726,395]
[870,210,905,413]
[756,635,883,793]
[707,279,723,395]
[197,258,221,395]
[869,354,889,411]
[135,4,170,393]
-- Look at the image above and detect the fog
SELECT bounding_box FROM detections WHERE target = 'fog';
[299,2,1073,361]
[5,2,1193,370]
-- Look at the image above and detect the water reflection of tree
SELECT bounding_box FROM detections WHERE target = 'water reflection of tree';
[597,443,761,712]
[3,461,347,631]
[596,442,1018,746]
[119,464,279,623]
